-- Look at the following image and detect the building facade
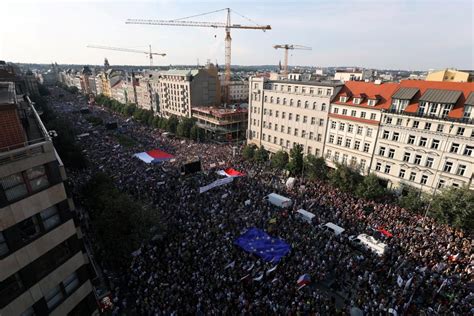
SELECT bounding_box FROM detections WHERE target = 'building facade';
[192,106,248,142]
[426,69,472,83]
[0,83,97,315]
[247,77,342,156]
[334,68,372,82]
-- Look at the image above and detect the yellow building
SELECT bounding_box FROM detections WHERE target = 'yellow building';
[426,69,471,82]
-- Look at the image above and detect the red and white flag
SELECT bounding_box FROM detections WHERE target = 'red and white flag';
[217,168,245,177]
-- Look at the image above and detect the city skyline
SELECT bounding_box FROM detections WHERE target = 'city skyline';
[1,0,473,70]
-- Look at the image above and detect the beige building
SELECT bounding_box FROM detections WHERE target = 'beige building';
[426,69,472,82]
[0,83,97,315]
[334,68,372,82]
[248,77,342,156]
[372,80,474,192]
[220,78,249,103]
[157,64,220,118]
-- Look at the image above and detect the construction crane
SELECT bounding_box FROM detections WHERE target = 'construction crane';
[126,8,271,103]
[273,44,312,76]
[86,45,166,67]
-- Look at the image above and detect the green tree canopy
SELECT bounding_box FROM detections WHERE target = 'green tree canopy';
[271,150,289,169]
[397,184,428,214]
[242,144,257,160]
[167,115,179,134]
[176,117,196,138]
[190,125,205,141]
[430,186,474,231]
[287,144,304,176]
[304,154,328,181]
[356,173,386,200]
[328,163,363,192]
[254,146,269,163]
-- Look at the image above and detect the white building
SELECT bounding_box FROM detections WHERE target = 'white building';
[248,76,342,156]
[334,68,372,82]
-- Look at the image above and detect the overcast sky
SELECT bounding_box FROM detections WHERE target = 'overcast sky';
[1,0,473,70]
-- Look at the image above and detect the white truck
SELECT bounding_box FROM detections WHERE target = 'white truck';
[349,234,387,256]
[264,193,292,208]
[296,209,316,224]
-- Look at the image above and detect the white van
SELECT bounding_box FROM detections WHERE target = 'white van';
[349,234,387,256]
[296,209,316,224]
[321,222,345,236]
[264,193,292,208]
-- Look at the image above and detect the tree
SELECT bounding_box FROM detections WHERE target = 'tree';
[328,163,363,192]
[176,117,195,138]
[167,115,179,134]
[287,144,304,176]
[190,125,204,141]
[254,146,269,163]
[397,184,428,214]
[271,150,289,169]
[68,86,79,94]
[304,154,328,181]
[430,186,474,231]
[356,173,386,200]
[242,144,257,160]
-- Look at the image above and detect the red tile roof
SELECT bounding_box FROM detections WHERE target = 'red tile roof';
[333,81,400,110]
[398,80,474,118]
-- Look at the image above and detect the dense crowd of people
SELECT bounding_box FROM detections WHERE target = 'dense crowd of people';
[48,88,472,315]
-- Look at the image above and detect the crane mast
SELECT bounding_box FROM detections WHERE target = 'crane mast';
[273,44,312,76]
[126,8,270,103]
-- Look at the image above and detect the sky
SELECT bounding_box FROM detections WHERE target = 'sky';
[1,0,473,70]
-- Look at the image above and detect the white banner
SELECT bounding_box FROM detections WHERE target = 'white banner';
[199,177,234,194]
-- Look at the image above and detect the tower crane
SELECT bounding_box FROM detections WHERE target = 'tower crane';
[86,45,166,67]
[273,44,312,76]
[126,8,271,103]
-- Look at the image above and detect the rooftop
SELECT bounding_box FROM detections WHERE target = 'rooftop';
[192,106,248,118]
[333,81,400,109]
[268,80,342,88]
[0,82,16,105]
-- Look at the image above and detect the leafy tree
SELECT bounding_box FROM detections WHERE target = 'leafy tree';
[397,184,428,213]
[271,150,289,169]
[125,104,137,116]
[356,173,386,200]
[190,125,205,141]
[328,163,363,192]
[287,144,304,176]
[430,186,474,231]
[68,86,79,94]
[304,154,328,181]
[176,117,196,138]
[254,146,269,163]
[153,116,162,128]
[167,115,179,133]
[242,144,257,160]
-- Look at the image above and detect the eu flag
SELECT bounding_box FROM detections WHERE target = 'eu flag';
[234,228,291,262]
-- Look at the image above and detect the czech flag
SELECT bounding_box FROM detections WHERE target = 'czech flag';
[134,149,174,164]
[377,227,393,238]
[217,168,245,177]
[297,274,311,286]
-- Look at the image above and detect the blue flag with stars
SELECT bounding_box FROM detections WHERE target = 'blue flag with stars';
[234,228,291,262]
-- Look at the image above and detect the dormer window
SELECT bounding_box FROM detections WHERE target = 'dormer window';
[339,96,348,102]
[368,99,377,106]
[353,98,361,105]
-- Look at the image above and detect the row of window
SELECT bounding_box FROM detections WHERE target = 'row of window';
[262,124,323,141]
[262,108,326,125]
[330,121,374,137]
[325,150,367,171]
[327,135,371,153]
[263,95,328,111]
[259,134,321,156]
[333,107,378,120]
[263,83,332,96]
[0,166,49,202]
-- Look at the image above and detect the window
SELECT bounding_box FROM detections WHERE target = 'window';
[311,117,316,125]
[348,124,354,133]
[329,135,334,143]
[331,121,336,129]
[345,138,351,148]
[379,147,386,156]
[351,110,356,117]
[342,154,348,164]
[304,101,309,109]
[20,307,35,316]
[312,102,317,110]
[353,98,361,105]
[326,89,331,96]
[270,96,274,103]
[382,130,389,139]
[280,125,284,132]
[399,169,406,178]
[357,126,363,135]
[350,156,357,166]
[456,127,465,136]
[385,116,392,124]
[333,107,339,114]
[339,123,345,131]
[319,119,324,126]
[275,111,279,118]
[464,145,473,156]
[276,97,280,104]
[1,273,25,306]
[303,116,307,123]
[408,135,415,144]
[337,137,343,145]
[282,112,286,119]
[0,232,9,256]
[273,137,277,144]
[420,175,428,185]
[431,139,440,150]
[283,98,287,105]
[375,162,382,171]
[18,216,41,242]
[286,140,290,148]
[64,272,80,295]
[317,134,322,141]
[424,122,431,130]
[437,124,444,133]
[396,118,402,126]
[290,99,294,106]
[342,109,348,115]
[414,155,422,165]
[392,132,399,141]
[307,146,312,154]
[450,143,459,153]
[426,157,434,168]
[419,137,427,147]
[367,128,373,137]
[309,132,314,140]
[443,161,453,173]
[279,139,283,146]
[388,149,395,158]
[354,141,360,150]
[296,114,300,122]
[360,159,366,171]
[363,143,370,152]
[437,179,446,189]
[297,100,301,107]
[264,96,268,102]
[334,152,340,161]
[370,113,376,120]
[0,172,28,201]
[409,172,416,181]
[321,103,326,111]
[40,206,61,231]
[287,127,291,134]
[403,152,410,162]
[326,150,332,159]
[413,121,419,128]
[294,129,298,136]
[45,285,64,310]
[456,164,466,176]
[384,165,391,174]
[274,124,278,131]
[339,96,347,102]
[360,111,366,118]
[289,113,293,120]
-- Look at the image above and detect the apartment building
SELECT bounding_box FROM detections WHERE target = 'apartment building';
[192,106,248,142]
[220,77,249,102]
[334,68,372,82]
[373,80,474,192]
[324,81,400,173]
[157,64,220,118]
[248,76,342,156]
[426,69,472,83]
[110,79,126,104]
[0,83,97,315]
